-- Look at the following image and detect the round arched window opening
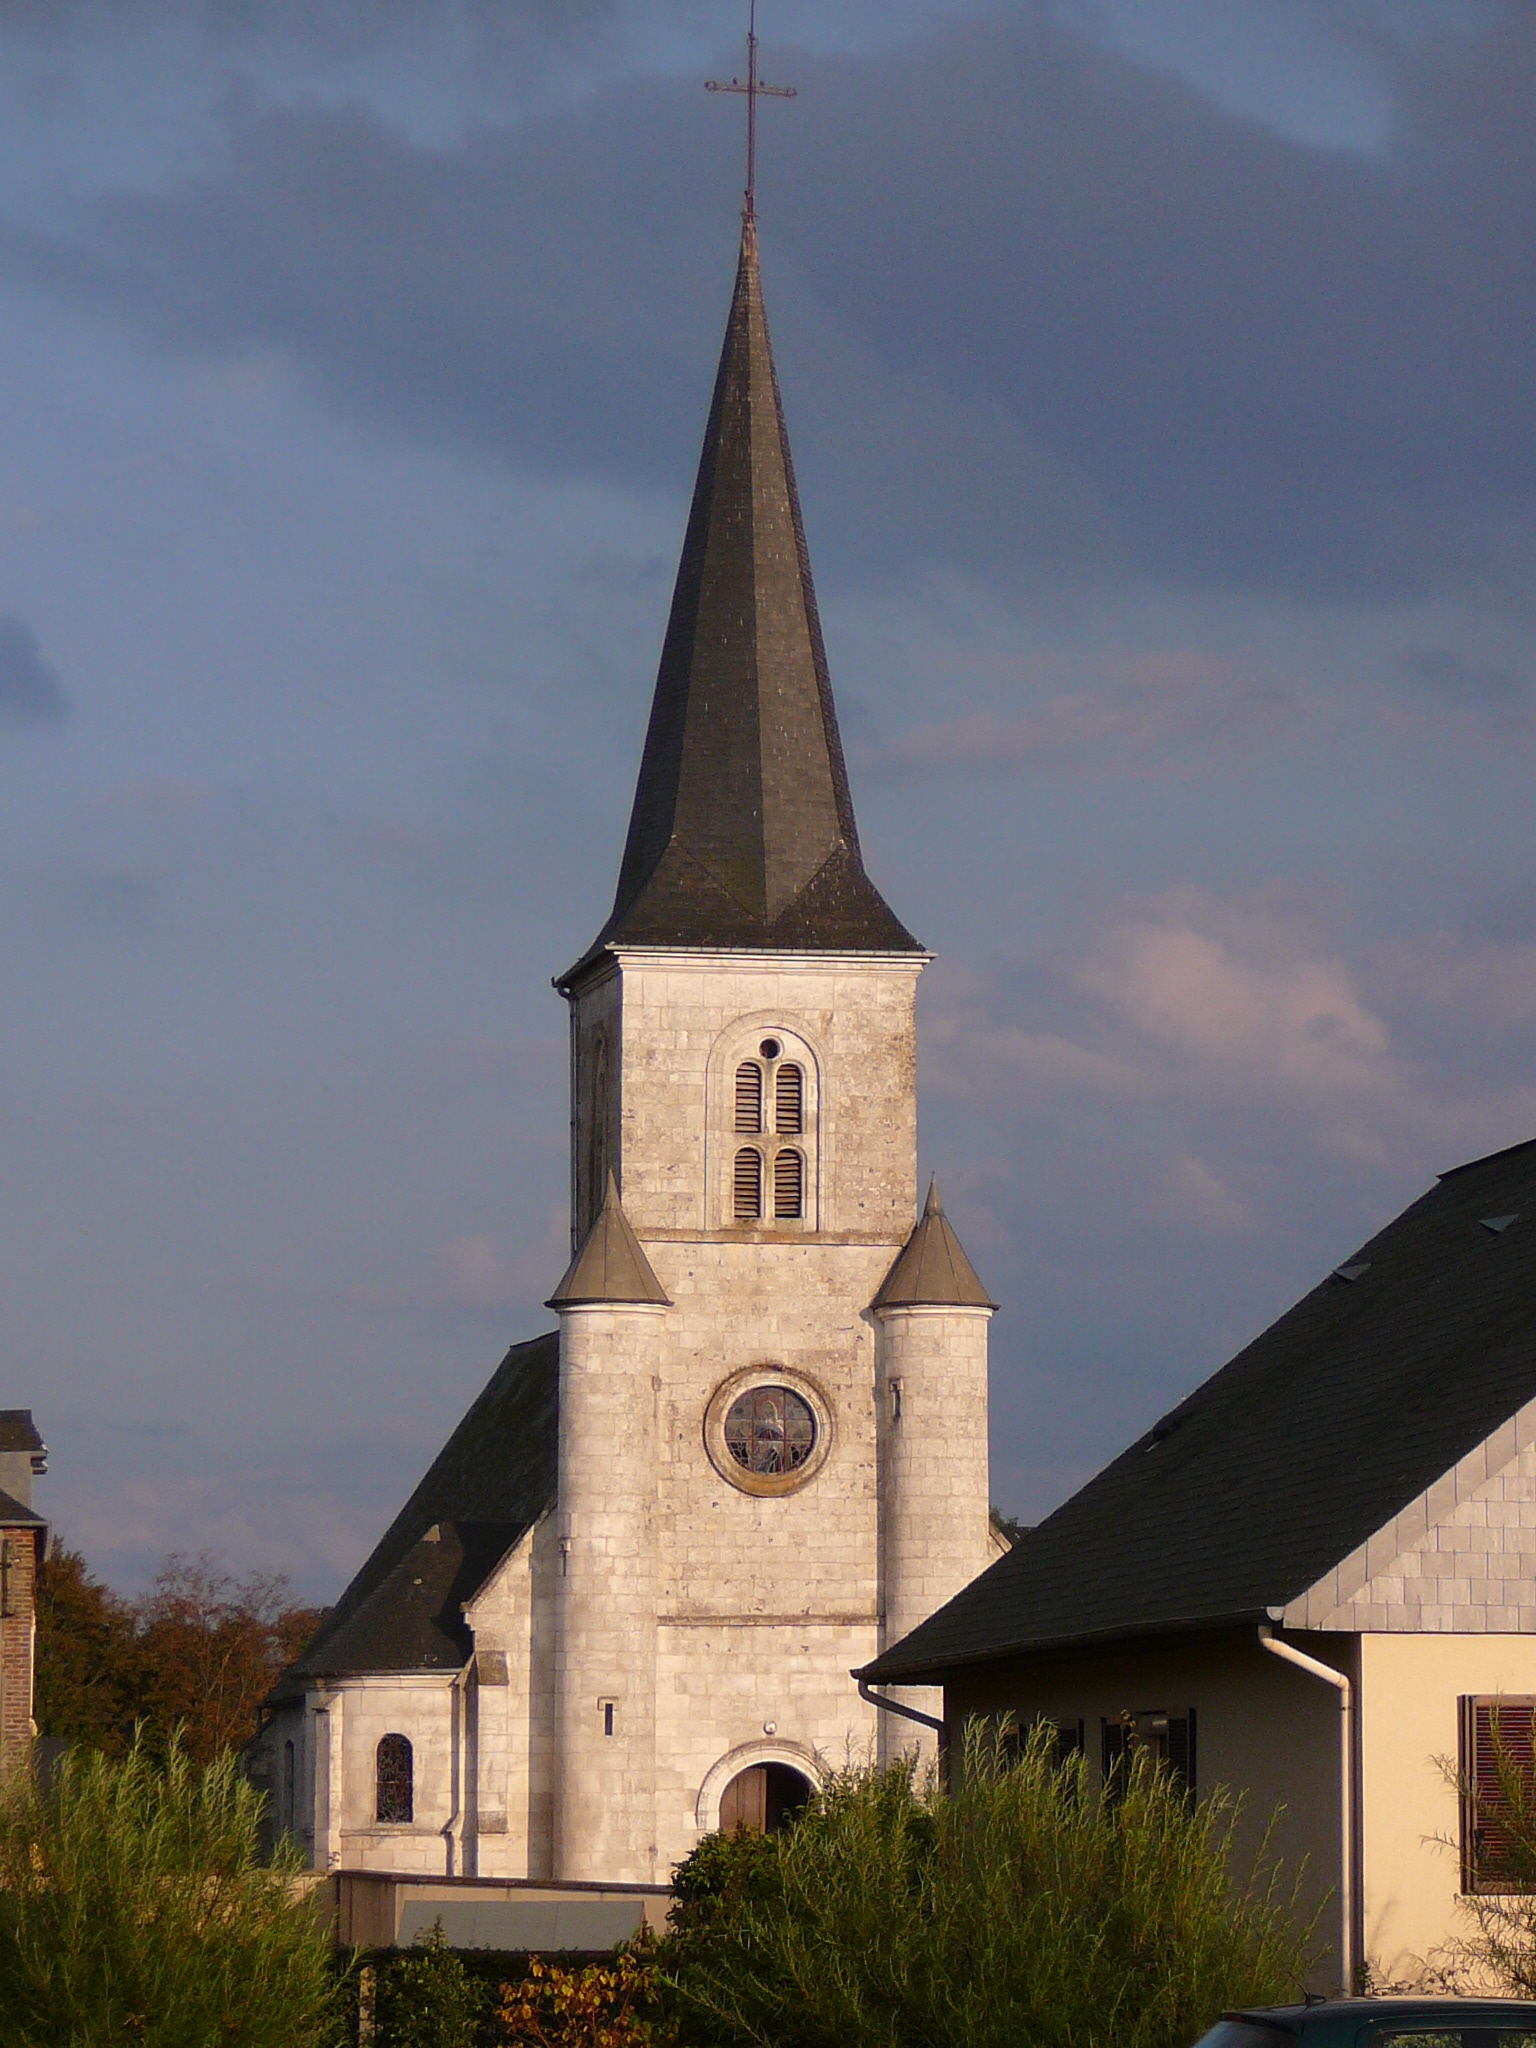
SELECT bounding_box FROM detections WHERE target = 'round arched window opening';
[718,1762,812,1834]
[375,1733,413,1825]
[724,1385,816,1477]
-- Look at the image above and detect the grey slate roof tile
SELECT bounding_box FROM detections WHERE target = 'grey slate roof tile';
[549,1174,670,1308]
[0,1483,44,1527]
[862,1137,1536,1683]
[874,1179,996,1311]
[274,1331,557,1689]
[561,221,919,987]
[0,1411,44,1453]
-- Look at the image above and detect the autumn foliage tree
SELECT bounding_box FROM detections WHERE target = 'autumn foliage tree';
[34,1545,325,1763]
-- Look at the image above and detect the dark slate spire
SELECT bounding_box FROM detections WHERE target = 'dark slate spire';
[874,1179,997,1312]
[547,1173,670,1309]
[563,220,919,984]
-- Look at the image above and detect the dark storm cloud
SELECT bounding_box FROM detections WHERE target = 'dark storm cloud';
[6,6,1536,596]
[0,616,69,725]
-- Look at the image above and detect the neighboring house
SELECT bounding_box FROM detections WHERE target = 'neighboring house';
[0,1410,48,1777]
[254,217,1001,1886]
[859,1138,1536,1993]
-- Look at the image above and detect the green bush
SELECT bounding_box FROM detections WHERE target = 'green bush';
[372,1921,491,2048]
[661,1719,1318,2048]
[0,1732,341,2048]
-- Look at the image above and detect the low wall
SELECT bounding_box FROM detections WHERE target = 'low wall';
[327,1870,673,1953]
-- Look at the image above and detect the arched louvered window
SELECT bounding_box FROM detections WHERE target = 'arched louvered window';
[734,1147,763,1220]
[774,1062,803,1135]
[376,1733,413,1825]
[735,1062,763,1133]
[773,1148,803,1220]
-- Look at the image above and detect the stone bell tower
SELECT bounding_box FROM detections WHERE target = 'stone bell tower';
[546,216,997,1880]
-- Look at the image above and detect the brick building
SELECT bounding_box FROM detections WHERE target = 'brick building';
[256,218,1002,1884]
[0,1411,48,1777]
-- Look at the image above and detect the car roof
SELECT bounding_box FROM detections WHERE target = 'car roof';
[1229,2000,1536,2029]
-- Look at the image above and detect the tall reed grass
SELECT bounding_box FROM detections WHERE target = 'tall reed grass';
[662,1720,1318,2048]
[0,1733,341,2048]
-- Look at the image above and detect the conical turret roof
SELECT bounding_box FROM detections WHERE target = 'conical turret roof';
[874,1178,997,1312]
[562,220,919,986]
[547,1173,670,1308]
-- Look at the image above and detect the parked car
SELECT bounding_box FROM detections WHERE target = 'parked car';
[1194,2004,1536,2046]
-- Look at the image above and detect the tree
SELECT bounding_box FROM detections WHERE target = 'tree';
[131,1552,326,1763]
[34,1543,326,1763]
[32,1545,139,1755]
[0,1733,340,2048]
[662,1720,1318,2048]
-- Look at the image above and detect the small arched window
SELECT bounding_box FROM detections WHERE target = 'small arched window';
[735,1063,762,1133]
[376,1733,413,1825]
[734,1148,763,1221]
[282,1739,295,1832]
[775,1063,803,1135]
[774,1148,803,1220]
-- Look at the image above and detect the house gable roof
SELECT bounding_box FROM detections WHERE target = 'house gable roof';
[1282,1391,1536,1632]
[0,1484,44,1529]
[862,1136,1536,1684]
[0,1411,44,1454]
[275,1330,558,1690]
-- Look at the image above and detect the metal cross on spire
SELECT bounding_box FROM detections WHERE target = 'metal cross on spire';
[705,0,797,221]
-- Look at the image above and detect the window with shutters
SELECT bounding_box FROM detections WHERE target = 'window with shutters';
[1462,1696,1536,1893]
[775,1062,802,1134]
[1102,1709,1195,1800]
[376,1733,414,1825]
[719,1034,816,1228]
[734,1147,763,1220]
[735,1062,762,1133]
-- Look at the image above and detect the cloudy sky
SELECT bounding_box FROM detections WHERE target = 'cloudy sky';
[3,0,1534,1598]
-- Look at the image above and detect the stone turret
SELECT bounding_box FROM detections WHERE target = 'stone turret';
[872,1182,995,1758]
[547,1176,669,1881]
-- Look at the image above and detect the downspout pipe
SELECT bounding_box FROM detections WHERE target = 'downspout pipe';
[857,1677,945,1736]
[1258,1626,1355,1992]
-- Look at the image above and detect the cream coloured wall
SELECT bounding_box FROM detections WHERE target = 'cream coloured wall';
[944,1631,1347,1990]
[1357,1632,1536,1985]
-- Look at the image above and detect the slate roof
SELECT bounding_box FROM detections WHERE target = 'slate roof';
[862,1136,1536,1684]
[0,1411,44,1453]
[561,220,919,988]
[274,1331,558,1691]
[0,1484,44,1527]
[548,1174,670,1308]
[874,1180,997,1311]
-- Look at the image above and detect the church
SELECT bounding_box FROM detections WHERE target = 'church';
[258,214,1001,1886]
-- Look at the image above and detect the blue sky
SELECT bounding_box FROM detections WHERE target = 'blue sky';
[3,0,1534,1596]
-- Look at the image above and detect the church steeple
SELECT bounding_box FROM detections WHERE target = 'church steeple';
[564,220,919,983]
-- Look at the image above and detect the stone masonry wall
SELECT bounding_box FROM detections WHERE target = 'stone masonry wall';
[876,1306,994,1763]
[556,951,952,1875]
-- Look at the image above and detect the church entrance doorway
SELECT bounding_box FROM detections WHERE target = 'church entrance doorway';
[717,1762,811,1834]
